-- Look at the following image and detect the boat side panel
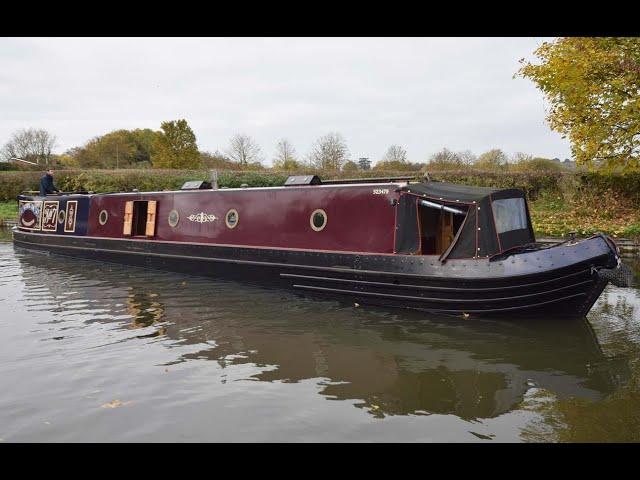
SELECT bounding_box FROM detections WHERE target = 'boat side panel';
[86,186,399,253]
[17,196,90,236]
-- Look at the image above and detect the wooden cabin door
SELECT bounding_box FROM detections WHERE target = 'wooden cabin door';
[435,211,454,255]
[123,201,133,236]
[145,200,157,237]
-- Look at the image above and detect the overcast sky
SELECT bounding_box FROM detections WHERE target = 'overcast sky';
[0,37,570,165]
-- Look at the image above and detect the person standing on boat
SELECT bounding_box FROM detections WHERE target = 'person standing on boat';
[39,168,60,197]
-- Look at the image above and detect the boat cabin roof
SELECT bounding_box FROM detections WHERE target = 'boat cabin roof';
[401,181,521,204]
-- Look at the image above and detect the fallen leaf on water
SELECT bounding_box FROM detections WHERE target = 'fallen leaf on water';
[100,399,132,409]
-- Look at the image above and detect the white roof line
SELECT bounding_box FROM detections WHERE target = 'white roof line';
[93,181,410,197]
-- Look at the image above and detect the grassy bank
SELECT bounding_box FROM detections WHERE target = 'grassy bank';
[529,191,640,239]
[2,169,639,240]
[0,201,17,226]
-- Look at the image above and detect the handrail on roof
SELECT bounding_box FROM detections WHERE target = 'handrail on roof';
[20,190,90,196]
[320,175,421,185]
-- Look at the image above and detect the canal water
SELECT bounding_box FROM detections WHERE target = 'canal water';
[0,228,639,442]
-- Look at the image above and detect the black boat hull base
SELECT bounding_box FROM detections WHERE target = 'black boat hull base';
[12,229,620,318]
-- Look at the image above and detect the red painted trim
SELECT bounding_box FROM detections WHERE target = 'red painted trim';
[392,195,398,254]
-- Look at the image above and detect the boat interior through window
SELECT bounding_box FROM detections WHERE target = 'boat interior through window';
[418,200,468,255]
[132,201,148,236]
[123,200,157,237]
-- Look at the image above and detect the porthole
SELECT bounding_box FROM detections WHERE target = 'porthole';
[310,209,327,232]
[58,209,66,225]
[225,209,239,229]
[168,209,180,228]
[98,209,109,226]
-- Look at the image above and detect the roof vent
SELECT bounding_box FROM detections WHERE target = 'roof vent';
[181,180,212,190]
[284,175,321,186]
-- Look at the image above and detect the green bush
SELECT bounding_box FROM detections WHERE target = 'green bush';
[510,158,566,172]
[2,168,639,206]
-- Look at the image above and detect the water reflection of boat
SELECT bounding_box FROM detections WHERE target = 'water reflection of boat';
[15,250,628,420]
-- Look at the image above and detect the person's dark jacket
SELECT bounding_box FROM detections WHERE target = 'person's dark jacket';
[39,174,59,196]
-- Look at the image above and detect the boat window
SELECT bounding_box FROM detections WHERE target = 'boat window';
[58,209,66,225]
[98,209,109,225]
[124,200,157,237]
[310,209,327,232]
[168,209,180,228]
[492,198,527,233]
[133,201,148,236]
[418,201,467,255]
[225,209,239,229]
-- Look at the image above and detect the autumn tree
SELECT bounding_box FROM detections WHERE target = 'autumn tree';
[458,150,477,166]
[200,150,236,170]
[425,148,470,171]
[70,129,160,169]
[226,134,263,166]
[1,128,57,165]
[308,132,349,170]
[152,119,200,169]
[475,149,508,170]
[342,160,359,173]
[510,155,564,172]
[382,144,408,163]
[272,139,300,170]
[511,152,534,164]
[357,158,371,170]
[518,37,640,172]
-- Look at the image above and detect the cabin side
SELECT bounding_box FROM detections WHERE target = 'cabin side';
[17,195,90,236]
[83,183,400,253]
[16,179,536,259]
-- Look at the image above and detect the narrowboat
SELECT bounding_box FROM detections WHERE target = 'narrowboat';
[11,175,632,317]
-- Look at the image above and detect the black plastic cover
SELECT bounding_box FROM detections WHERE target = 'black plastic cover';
[181,180,212,190]
[395,194,420,254]
[284,175,322,186]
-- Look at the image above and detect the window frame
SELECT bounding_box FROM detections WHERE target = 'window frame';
[310,209,327,232]
[225,209,239,229]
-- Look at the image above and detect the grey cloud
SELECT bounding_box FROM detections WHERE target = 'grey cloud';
[0,37,569,164]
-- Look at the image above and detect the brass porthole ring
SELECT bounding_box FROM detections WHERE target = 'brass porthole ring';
[225,209,239,229]
[168,209,180,228]
[98,209,109,225]
[58,209,66,225]
[310,209,327,232]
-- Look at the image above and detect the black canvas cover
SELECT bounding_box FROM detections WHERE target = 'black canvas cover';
[397,182,535,260]
[445,207,477,259]
[401,182,502,203]
[491,189,536,252]
[395,194,420,254]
